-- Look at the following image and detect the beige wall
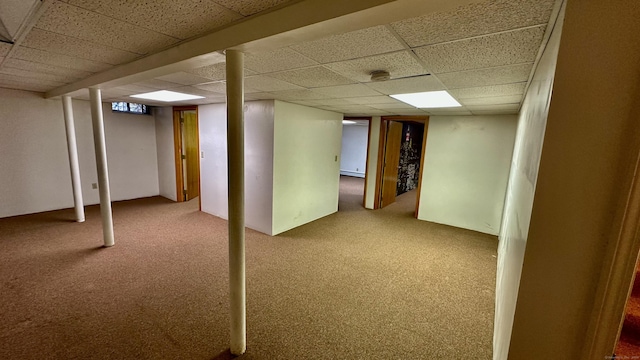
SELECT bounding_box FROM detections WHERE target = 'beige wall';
[508,0,640,358]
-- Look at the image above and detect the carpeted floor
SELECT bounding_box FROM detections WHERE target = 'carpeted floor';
[0,176,497,359]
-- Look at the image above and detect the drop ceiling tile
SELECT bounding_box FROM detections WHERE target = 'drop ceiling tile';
[193,81,227,94]
[380,108,429,115]
[326,51,428,82]
[414,26,545,73]
[156,72,215,86]
[0,42,11,57]
[312,84,381,98]
[21,28,140,65]
[187,63,227,81]
[471,109,520,115]
[246,92,277,100]
[13,46,111,72]
[368,102,418,110]
[132,79,184,90]
[268,66,356,88]
[425,110,474,116]
[312,98,354,106]
[0,80,51,93]
[213,0,291,16]
[168,85,225,97]
[0,73,65,89]
[290,25,405,63]
[3,58,92,80]
[365,75,445,95]
[65,0,242,40]
[391,0,557,47]
[438,63,533,89]
[0,67,76,84]
[35,2,179,54]
[102,84,156,97]
[345,96,397,105]
[245,48,318,74]
[448,82,527,99]
[269,89,332,101]
[466,104,521,112]
[460,95,523,106]
[244,75,303,92]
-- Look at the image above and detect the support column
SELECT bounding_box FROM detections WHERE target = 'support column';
[226,49,246,356]
[89,88,115,247]
[62,96,85,222]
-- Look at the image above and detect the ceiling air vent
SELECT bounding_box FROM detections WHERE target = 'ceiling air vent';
[370,70,390,82]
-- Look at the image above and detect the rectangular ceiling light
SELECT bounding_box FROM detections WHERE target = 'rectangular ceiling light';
[130,90,204,102]
[390,90,461,108]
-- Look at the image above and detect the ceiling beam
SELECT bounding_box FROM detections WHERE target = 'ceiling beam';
[45,0,479,99]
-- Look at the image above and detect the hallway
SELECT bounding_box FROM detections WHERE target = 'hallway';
[0,177,498,359]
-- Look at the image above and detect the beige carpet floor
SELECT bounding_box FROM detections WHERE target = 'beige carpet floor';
[0,176,497,359]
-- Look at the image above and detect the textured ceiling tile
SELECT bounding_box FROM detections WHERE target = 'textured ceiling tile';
[326,51,428,82]
[290,25,405,63]
[466,104,520,111]
[35,2,179,54]
[269,89,332,100]
[414,26,545,73]
[246,92,277,100]
[3,58,93,80]
[0,80,51,93]
[21,28,140,65]
[471,109,519,115]
[448,82,526,99]
[132,79,184,90]
[345,96,397,105]
[12,46,112,72]
[367,102,418,110]
[245,48,318,74]
[391,0,556,47]
[438,63,532,89]
[0,42,11,57]
[0,66,77,84]
[313,98,354,106]
[155,72,214,85]
[66,0,242,40]
[213,0,291,16]
[188,63,225,81]
[193,81,227,94]
[426,110,474,116]
[0,73,65,89]
[244,75,302,92]
[460,95,522,106]
[365,75,445,95]
[268,66,356,88]
[169,85,225,97]
[312,84,382,98]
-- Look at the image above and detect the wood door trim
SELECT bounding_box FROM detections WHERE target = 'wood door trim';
[173,109,184,202]
[415,120,429,218]
[362,117,373,207]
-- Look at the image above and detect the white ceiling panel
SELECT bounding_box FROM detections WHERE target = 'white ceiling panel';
[245,75,303,92]
[132,79,184,90]
[0,42,11,57]
[460,95,522,106]
[326,51,428,83]
[467,103,521,112]
[187,63,227,81]
[345,96,397,105]
[35,2,179,55]
[312,84,381,98]
[64,0,242,40]
[21,28,141,65]
[438,63,533,89]
[0,79,52,93]
[245,48,318,74]
[290,25,405,63]
[448,82,527,99]
[414,26,545,74]
[368,102,419,110]
[269,89,332,101]
[268,66,356,88]
[156,72,215,85]
[365,75,445,95]
[391,0,556,47]
[213,0,292,16]
[168,85,225,97]
[193,81,227,94]
[471,109,519,115]
[426,110,474,116]
[12,46,112,73]
[246,92,278,101]
[0,72,65,89]
[3,58,93,80]
[1,66,80,83]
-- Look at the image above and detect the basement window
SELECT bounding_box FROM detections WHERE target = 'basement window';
[111,101,151,115]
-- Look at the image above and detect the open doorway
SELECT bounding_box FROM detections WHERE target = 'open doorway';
[338,117,371,212]
[373,116,429,217]
[173,106,200,204]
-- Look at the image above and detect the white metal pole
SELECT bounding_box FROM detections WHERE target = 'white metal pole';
[62,96,85,222]
[226,49,246,356]
[89,88,115,247]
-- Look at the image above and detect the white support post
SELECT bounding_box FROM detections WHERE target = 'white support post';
[89,88,115,247]
[62,96,85,222]
[226,49,246,356]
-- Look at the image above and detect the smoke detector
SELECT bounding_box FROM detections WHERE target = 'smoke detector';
[370,70,390,82]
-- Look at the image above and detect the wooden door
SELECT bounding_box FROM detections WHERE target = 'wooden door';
[380,121,402,207]
[183,111,200,201]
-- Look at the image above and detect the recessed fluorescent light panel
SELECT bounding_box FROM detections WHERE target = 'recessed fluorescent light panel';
[390,90,461,108]
[130,90,204,102]
[342,120,356,125]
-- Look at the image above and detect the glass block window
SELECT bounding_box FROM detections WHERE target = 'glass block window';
[111,102,151,115]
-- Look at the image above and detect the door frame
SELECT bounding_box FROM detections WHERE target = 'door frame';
[172,105,200,207]
[373,116,429,217]
[343,116,373,207]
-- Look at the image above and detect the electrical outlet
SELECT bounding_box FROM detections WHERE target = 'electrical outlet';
[201,151,205,159]
[335,155,338,162]
[92,183,98,189]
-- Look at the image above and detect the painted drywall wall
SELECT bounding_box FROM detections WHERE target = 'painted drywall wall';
[154,107,177,201]
[0,88,159,218]
[364,116,381,209]
[198,100,274,235]
[272,101,343,235]
[507,0,640,358]
[492,6,564,359]
[340,123,368,178]
[417,115,516,235]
